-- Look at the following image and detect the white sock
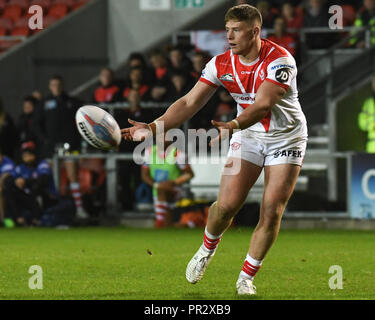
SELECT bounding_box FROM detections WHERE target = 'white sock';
[239,254,263,280]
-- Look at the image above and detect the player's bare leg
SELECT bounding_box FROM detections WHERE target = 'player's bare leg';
[186,158,262,284]
[237,164,301,295]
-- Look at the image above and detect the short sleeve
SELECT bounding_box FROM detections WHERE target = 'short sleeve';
[266,56,297,90]
[199,56,221,88]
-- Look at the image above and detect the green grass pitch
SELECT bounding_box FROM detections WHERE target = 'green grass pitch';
[0,227,374,300]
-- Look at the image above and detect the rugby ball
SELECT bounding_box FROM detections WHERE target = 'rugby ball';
[75,105,121,150]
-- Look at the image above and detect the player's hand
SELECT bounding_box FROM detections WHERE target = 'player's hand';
[210,120,235,147]
[121,119,151,142]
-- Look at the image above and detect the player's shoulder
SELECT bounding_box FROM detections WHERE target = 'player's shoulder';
[262,39,296,65]
[210,50,231,67]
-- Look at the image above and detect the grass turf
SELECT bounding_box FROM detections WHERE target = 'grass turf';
[0,227,374,300]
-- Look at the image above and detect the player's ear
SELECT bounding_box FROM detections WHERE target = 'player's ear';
[253,26,260,37]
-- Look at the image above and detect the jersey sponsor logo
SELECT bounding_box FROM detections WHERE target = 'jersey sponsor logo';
[241,71,254,75]
[232,93,256,104]
[271,64,295,70]
[275,68,290,83]
[231,142,241,150]
[220,73,234,82]
[274,149,302,158]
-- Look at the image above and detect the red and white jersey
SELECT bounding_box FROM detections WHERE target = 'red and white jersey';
[200,38,307,142]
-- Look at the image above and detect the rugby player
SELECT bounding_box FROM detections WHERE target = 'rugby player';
[121,4,307,295]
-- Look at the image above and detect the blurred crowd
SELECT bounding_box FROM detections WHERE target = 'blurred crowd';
[1,0,374,228]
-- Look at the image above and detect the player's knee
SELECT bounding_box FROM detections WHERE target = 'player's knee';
[260,202,287,228]
[215,201,239,221]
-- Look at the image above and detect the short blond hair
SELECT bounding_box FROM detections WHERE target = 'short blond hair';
[224,4,262,27]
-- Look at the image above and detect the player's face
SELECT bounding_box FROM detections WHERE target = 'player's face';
[225,20,257,56]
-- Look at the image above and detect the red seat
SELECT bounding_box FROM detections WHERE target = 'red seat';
[13,15,28,28]
[2,5,23,23]
[8,0,29,10]
[0,0,7,11]
[10,26,30,36]
[48,3,68,18]
[0,17,13,30]
[30,0,52,9]
[0,27,7,36]
[54,0,75,8]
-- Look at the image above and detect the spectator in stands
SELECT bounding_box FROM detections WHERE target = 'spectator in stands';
[122,66,151,102]
[0,147,17,227]
[127,52,155,85]
[267,16,297,57]
[256,0,277,29]
[0,147,41,227]
[15,142,60,211]
[149,50,170,102]
[168,45,193,78]
[141,138,194,228]
[213,89,236,123]
[281,1,303,31]
[166,71,194,101]
[302,0,334,49]
[31,91,43,102]
[190,51,211,80]
[116,89,150,211]
[93,67,122,103]
[0,97,18,159]
[16,96,38,152]
[186,51,225,130]
[128,52,147,68]
[349,0,375,48]
[32,75,88,220]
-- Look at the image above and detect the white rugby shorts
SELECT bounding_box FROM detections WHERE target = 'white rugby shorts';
[227,131,307,167]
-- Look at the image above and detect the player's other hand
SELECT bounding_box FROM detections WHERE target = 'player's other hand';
[156,180,176,192]
[121,119,151,142]
[210,120,235,147]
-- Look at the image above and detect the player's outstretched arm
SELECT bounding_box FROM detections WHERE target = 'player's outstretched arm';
[121,81,217,141]
[210,81,286,146]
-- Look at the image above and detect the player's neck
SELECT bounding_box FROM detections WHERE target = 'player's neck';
[239,38,262,64]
